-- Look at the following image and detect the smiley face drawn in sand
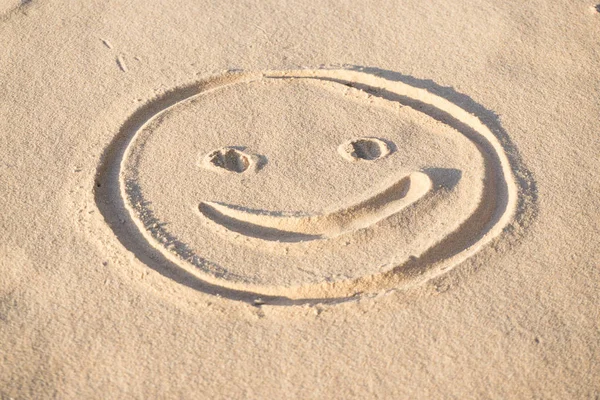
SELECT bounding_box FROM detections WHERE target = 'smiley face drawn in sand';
[97,69,519,303]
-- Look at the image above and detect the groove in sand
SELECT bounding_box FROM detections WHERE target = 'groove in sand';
[199,172,432,242]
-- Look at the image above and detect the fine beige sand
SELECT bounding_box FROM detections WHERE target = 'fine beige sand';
[1,0,599,398]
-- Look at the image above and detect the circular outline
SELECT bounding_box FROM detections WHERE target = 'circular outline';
[95,68,520,304]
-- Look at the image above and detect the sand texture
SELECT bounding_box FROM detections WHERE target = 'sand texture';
[1,0,599,398]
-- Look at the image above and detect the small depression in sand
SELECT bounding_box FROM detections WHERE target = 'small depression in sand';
[102,69,517,301]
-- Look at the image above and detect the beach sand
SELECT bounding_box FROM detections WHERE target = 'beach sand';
[1,0,599,398]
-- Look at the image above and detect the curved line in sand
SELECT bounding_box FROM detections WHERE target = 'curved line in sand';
[198,172,432,242]
[95,68,521,303]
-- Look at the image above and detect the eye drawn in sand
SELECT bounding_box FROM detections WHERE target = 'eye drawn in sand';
[201,147,265,174]
[94,68,529,305]
[338,137,393,162]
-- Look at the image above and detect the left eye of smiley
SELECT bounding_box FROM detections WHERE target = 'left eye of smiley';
[200,147,266,174]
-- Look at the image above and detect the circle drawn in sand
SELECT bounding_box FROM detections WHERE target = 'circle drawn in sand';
[95,68,522,304]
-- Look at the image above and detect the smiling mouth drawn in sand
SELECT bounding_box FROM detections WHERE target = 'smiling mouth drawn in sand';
[95,68,519,303]
[199,169,431,242]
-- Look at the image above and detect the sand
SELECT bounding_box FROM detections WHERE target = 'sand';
[1,0,599,398]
